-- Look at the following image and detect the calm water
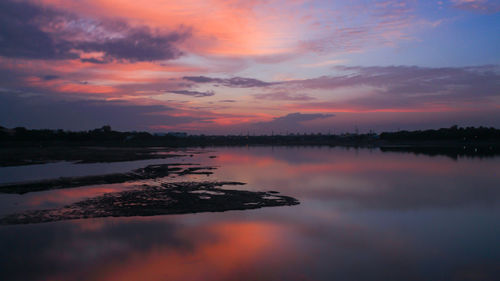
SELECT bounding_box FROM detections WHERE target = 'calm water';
[0,147,499,281]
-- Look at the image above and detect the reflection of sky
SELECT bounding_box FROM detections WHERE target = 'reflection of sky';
[0,157,190,185]
[1,147,500,280]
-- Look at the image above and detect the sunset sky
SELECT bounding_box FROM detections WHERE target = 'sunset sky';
[1,0,499,134]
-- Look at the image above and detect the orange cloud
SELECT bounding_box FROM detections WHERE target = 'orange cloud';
[39,0,305,57]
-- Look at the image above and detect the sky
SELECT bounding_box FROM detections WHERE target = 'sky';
[0,0,499,134]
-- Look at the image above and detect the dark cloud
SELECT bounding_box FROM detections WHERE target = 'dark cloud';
[254,91,315,101]
[182,76,215,83]
[0,0,188,63]
[219,99,237,103]
[0,0,77,60]
[77,27,186,63]
[252,112,334,132]
[183,76,277,88]
[203,112,336,135]
[270,112,334,124]
[79,58,108,64]
[0,92,201,131]
[167,90,215,97]
[41,75,60,81]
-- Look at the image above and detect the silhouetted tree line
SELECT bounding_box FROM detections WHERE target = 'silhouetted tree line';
[0,126,162,142]
[1,125,499,146]
[379,125,500,141]
[0,125,374,144]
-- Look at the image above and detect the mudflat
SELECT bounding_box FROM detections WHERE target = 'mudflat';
[0,181,299,225]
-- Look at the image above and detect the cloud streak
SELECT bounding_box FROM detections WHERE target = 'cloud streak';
[451,0,500,13]
[254,91,315,101]
[281,65,500,111]
[183,76,277,88]
[167,90,215,97]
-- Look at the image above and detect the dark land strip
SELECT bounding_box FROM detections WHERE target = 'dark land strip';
[0,181,300,225]
[0,164,217,194]
[0,146,197,167]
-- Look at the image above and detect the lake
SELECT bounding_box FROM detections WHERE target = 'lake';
[0,146,499,281]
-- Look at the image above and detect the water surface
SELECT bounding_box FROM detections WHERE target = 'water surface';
[1,146,499,281]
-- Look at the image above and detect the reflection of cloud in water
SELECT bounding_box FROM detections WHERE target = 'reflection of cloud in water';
[2,211,498,281]
[0,218,297,281]
[0,183,138,215]
[208,147,500,210]
[92,222,293,281]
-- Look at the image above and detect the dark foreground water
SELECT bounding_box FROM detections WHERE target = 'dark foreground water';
[0,146,499,281]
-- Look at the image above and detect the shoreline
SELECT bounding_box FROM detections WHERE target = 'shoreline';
[1,140,499,168]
